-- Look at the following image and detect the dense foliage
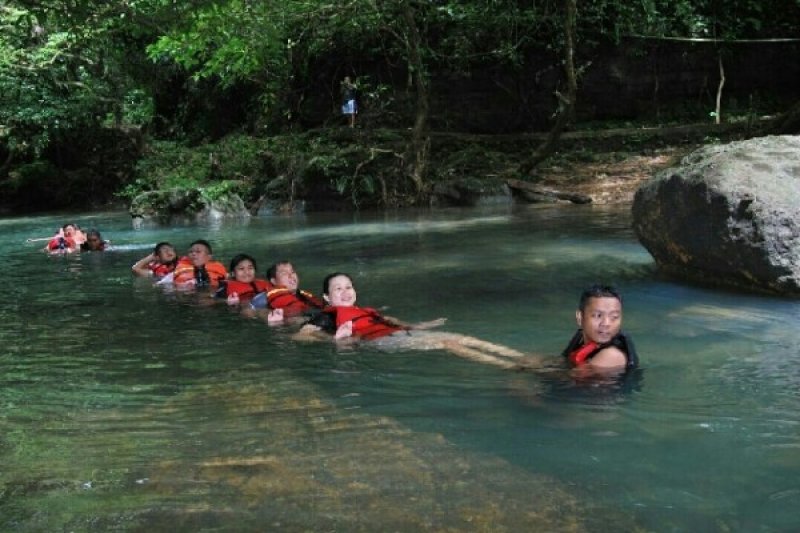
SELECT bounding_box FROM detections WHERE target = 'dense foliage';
[1,0,799,210]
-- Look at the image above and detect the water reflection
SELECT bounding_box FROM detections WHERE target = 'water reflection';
[1,205,799,531]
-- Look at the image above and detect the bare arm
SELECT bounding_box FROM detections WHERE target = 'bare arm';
[131,253,155,277]
[586,346,627,370]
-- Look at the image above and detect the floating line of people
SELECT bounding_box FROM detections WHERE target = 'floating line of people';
[128,238,639,376]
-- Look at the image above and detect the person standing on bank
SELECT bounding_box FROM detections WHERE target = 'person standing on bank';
[341,76,358,128]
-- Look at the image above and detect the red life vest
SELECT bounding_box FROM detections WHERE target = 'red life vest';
[266,287,323,316]
[148,261,176,278]
[222,279,273,299]
[323,305,406,340]
[172,257,228,287]
[47,236,76,251]
[568,341,600,365]
[561,329,639,370]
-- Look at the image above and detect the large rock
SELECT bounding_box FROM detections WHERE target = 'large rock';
[632,135,800,295]
[130,187,251,227]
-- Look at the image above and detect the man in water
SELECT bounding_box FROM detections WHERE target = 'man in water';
[249,261,324,323]
[561,284,638,372]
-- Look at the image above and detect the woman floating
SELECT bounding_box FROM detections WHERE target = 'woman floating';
[295,272,536,369]
[215,254,272,305]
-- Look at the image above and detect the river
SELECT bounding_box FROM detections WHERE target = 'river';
[1,205,798,531]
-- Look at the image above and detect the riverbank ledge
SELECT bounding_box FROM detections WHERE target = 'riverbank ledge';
[130,188,250,227]
[632,135,800,295]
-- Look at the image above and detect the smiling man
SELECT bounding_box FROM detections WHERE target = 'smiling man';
[562,284,639,372]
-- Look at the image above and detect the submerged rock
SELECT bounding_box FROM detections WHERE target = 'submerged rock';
[130,187,250,226]
[632,135,800,295]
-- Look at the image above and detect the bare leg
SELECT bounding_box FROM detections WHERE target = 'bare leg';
[441,340,519,369]
[455,335,528,359]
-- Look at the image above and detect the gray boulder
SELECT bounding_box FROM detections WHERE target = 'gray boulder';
[632,135,800,295]
[130,187,251,227]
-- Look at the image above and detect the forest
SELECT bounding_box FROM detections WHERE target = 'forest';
[2,0,800,213]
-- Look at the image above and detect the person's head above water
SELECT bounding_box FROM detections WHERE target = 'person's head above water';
[268,261,299,292]
[322,272,356,307]
[188,239,213,267]
[229,253,257,283]
[154,242,177,263]
[576,284,623,346]
[82,229,105,251]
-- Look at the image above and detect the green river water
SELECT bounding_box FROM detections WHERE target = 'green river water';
[0,205,798,531]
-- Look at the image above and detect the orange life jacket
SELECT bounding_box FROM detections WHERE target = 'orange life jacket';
[322,305,406,340]
[221,279,273,299]
[266,287,324,316]
[172,257,228,287]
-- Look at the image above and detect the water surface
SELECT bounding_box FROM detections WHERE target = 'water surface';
[1,206,798,531]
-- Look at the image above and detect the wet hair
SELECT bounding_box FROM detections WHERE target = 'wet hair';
[578,284,622,311]
[86,229,103,240]
[229,253,257,274]
[266,260,291,281]
[190,239,213,254]
[62,223,76,232]
[154,241,174,255]
[322,272,353,296]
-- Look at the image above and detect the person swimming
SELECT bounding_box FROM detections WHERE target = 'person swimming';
[131,242,179,278]
[249,261,324,324]
[294,272,537,369]
[161,240,228,289]
[561,284,639,374]
[215,254,273,305]
[79,229,108,251]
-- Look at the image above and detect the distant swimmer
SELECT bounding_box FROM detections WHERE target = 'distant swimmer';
[561,284,638,373]
[43,223,82,253]
[79,229,108,251]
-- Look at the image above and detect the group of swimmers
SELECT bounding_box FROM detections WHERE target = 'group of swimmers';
[30,223,108,253]
[130,238,639,375]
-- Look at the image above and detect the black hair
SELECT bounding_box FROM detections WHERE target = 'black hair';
[266,260,291,281]
[190,239,213,254]
[322,272,353,296]
[578,284,622,311]
[86,228,102,240]
[153,241,173,255]
[229,253,257,274]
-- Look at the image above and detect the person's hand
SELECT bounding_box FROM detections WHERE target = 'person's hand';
[227,292,240,305]
[334,320,353,339]
[267,308,284,324]
[414,317,447,330]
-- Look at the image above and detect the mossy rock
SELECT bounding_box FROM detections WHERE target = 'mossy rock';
[130,187,250,226]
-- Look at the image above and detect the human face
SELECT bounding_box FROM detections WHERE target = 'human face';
[233,259,256,283]
[271,263,299,292]
[85,235,103,250]
[156,245,176,263]
[188,244,211,267]
[63,225,75,237]
[577,296,622,345]
[325,275,356,307]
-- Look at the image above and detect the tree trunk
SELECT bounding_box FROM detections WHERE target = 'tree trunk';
[715,53,725,125]
[400,0,429,197]
[520,0,577,175]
